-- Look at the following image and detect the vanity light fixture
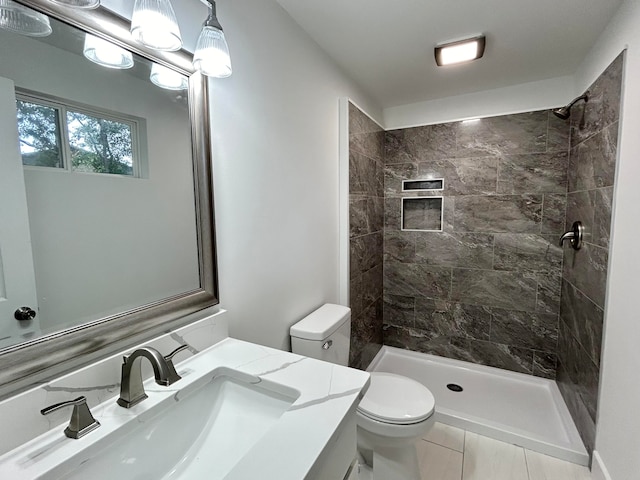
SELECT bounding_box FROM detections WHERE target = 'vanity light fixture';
[130,0,182,52]
[48,0,100,9]
[83,34,134,69]
[150,63,188,90]
[0,0,52,37]
[193,0,232,78]
[435,35,486,66]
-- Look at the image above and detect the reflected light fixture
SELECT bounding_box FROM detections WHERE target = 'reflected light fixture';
[83,34,134,69]
[0,0,52,37]
[130,0,182,52]
[193,0,232,78]
[435,35,486,66]
[150,63,188,90]
[49,0,100,8]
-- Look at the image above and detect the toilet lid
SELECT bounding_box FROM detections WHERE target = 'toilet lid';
[358,373,435,425]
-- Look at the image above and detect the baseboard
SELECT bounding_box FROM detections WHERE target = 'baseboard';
[591,451,612,480]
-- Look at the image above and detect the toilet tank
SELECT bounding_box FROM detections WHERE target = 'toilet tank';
[290,304,351,366]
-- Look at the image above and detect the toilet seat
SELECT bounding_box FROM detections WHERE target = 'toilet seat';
[357,372,435,425]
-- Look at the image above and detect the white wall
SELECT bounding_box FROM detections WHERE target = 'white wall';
[383,75,574,129]
[0,30,199,333]
[572,0,640,479]
[204,0,382,349]
[91,0,382,350]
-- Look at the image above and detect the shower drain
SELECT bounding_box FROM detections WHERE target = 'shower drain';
[447,383,463,392]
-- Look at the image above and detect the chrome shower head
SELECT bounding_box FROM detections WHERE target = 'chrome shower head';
[552,106,571,120]
[553,92,589,120]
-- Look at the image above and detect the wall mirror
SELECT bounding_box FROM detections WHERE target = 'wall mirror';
[0,0,218,396]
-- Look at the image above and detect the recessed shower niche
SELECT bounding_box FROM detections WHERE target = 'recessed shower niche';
[401,197,443,232]
[402,178,444,192]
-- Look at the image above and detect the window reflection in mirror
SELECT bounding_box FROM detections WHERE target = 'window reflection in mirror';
[16,98,64,168]
[0,9,200,350]
[17,92,142,176]
[67,110,134,175]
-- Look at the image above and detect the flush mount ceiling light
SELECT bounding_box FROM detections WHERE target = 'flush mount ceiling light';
[435,35,486,67]
[48,0,100,8]
[193,0,232,78]
[83,34,134,69]
[131,0,182,52]
[0,0,52,37]
[150,63,188,90]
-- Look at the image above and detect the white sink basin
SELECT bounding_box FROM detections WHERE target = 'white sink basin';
[44,368,298,480]
[0,338,370,480]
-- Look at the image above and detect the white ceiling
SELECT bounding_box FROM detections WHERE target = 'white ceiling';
[275,0,623,109]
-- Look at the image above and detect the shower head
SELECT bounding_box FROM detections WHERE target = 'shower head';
[552,106,572,120]
[552,92,589,120]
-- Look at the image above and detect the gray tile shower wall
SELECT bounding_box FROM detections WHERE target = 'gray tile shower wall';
[349,102,385,369]
[348,54,622,458]
[383,109,570,379]
[556,52,623,454]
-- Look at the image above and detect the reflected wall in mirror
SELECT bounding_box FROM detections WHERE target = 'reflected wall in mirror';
[0,0,217,394]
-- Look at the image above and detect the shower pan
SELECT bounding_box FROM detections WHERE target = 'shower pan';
[368,346,589,466]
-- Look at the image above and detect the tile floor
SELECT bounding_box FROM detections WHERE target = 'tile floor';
[416,423,592,480]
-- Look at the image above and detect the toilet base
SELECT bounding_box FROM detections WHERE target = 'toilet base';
[356,460,373,480]
[370,443,421,480]
[357,415,434,480]
[356,453,420,480]
[357,443,421,480]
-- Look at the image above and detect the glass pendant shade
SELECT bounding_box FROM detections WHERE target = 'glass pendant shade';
[130,0,182,52]
[150,63,188,90]
[83,34,134,69]
[193,26,232,78]
[0,0,52,37]
[49,0,100,8]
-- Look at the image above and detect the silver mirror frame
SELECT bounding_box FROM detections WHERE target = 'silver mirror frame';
[0,0,219,398]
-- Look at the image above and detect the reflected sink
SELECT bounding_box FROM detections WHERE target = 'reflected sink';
[45,368,299,480]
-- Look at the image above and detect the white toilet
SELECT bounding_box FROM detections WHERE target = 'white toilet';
[290,304,435,480]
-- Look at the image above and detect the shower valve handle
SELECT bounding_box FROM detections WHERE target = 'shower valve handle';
[559,221,584,250]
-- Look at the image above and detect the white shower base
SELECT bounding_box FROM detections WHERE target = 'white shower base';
[368,346,589,466]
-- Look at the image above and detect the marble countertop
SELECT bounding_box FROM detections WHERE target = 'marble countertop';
[0,337,370,479]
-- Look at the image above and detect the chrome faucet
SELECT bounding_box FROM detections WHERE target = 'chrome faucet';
[116,345,188,408]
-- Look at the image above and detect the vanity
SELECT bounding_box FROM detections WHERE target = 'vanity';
[0,311,369,479]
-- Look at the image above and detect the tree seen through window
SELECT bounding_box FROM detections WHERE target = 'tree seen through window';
[15,95,137,177]
[16,100,63,168]
[67,111,133,175]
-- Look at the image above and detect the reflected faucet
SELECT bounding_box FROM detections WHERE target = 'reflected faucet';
[117,345,188,408]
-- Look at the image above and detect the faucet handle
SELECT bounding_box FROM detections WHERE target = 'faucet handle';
[165,344,189,361]
[163,344,189,385]
[41,396,100,439]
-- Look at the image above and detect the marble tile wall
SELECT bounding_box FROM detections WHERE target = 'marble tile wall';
[348,102,385,369]
[556,53,624,454]
[383,109,570,379]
